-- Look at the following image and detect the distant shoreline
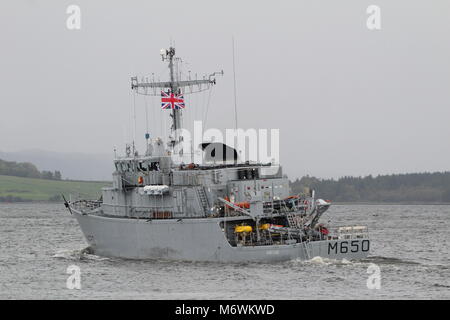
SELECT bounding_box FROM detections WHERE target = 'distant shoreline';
[2,172,450,205]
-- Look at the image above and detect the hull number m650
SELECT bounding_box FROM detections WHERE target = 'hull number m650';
[328,240,369,254]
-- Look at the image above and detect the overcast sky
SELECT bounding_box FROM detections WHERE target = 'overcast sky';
[0,0,449,179]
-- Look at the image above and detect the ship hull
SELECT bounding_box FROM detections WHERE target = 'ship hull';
[73,212,370,262]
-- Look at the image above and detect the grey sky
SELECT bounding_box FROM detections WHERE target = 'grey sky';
[0,0,449,179]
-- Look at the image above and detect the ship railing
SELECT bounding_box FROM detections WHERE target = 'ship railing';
[262,205,306,215]
[262,196,311,213]
[328,225,370,240]
[70,199,102,213]
[101,202,174,211]
[101,202,177,219]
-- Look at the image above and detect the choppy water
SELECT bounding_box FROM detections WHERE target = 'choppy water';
[0,203,449,299]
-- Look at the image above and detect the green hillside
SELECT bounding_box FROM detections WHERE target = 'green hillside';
[0,175,111,202]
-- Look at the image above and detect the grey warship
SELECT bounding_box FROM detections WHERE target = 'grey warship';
[65,47,370,262]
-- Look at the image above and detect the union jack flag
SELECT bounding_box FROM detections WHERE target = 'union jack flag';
[161,90,185,109]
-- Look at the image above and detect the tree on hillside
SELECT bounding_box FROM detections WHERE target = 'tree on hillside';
[54,171,62,180]
[41,170,54,180]
[0,159,41,178]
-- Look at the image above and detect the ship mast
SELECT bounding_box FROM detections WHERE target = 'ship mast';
[131,47,223,157]
[166,47,181,149]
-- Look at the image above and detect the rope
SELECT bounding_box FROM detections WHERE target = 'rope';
[150,93,157,138]
[144,95,149,135]
[203,86,214,128]
[133,90,137,150]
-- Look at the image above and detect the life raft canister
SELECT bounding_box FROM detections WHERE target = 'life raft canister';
[234,225,253,233]
[259,223,271,230]
[259,223,283,230]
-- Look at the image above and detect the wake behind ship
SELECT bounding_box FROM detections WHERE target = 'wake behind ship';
[65,47,370,262]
